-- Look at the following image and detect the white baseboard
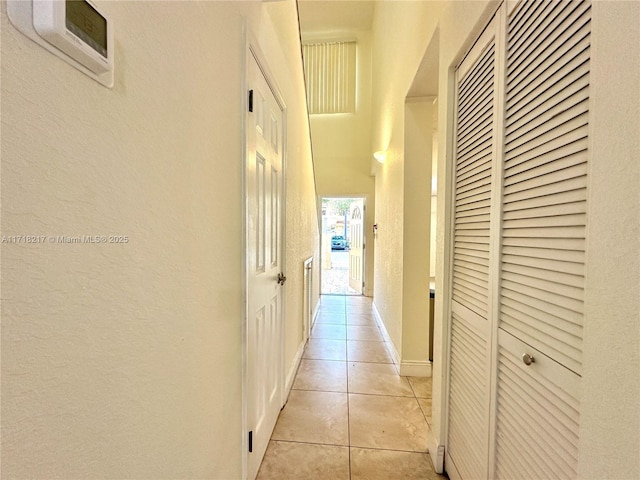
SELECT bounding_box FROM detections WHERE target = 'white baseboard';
[311,301,320,328]
[372,302,433,378]
[284,302,318,405]
[399,360,432,377]
[372,302,401,366]
[283,339,306,402]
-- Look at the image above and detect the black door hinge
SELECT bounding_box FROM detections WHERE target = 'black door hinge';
[248,430,253,452]
[248,90,254,112]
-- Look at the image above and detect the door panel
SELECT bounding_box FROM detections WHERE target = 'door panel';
[499,0,591,376]
[348,199,364,293]
[247,51,284,480]
[495,330,581,480]
[446,14,499,480]
[493,1,590,476]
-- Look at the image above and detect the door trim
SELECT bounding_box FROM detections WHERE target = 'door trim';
[242,31,288,480]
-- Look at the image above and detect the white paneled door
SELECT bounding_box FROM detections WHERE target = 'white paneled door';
[348,199,364,294]
[246,50,285,480]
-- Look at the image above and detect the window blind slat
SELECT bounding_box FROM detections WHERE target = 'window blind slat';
[302,41,356,114]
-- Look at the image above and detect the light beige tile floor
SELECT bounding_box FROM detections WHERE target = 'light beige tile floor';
[257,295,447,480]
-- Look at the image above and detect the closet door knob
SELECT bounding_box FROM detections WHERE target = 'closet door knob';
[522,353,535,366]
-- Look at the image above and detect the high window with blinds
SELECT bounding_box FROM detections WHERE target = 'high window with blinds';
[302,41,356,114]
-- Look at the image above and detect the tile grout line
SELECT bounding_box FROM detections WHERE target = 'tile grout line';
[344,301,351,480]
[260,296,440,478]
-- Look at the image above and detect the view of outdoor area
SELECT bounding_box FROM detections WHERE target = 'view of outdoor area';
[321,197,362,295]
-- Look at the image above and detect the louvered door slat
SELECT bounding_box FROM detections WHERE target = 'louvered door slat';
[500,304,581,351]
[500,306,581,354]
[505,150,587,187]
[501,287,583,326]
[503,177,586,207]
[457,160,492,185]
[497,400,576,478]
[507,0,551,42]
[502,279,583,314]
[502,200,586,221]
[458,107,493,144]
[455,245,489,260]
[449,314,490,480]
[497,11,590,476]
[458,44,495,101]
[458,123,494,159]
[501,296,582,338]
[507,3,590,91]
[501,244,583,263]
[498,383,578,472]
[504,161,587,193]
[505,113,588,159]
[508,1,581,72]
[495,331,580,480]
[457,142,492,169]
[458,75,494,123]
[448,16,498,478]
[456,239,490,251]
[453,261,488,278]
[454,260,488,279]
[502,128,587,173]
[502,189,586,214]
[456,212,492,225]
[454,268,489,289]
[506,89,589,151]
[459,75,493,121]
[457,178,492,202]
[502,269,583,300]
[503,264,583,293]
[506,56,589,129]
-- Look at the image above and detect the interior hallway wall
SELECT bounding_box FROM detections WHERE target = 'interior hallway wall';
[401,99,433,372]
[370,0,447,372]
[0,1,319,478]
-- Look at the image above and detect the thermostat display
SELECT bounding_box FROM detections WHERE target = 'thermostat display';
[7,0,114,87]
[65,0,108,58]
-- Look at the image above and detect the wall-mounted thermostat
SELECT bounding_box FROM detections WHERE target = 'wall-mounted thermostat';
[7,0,114,88]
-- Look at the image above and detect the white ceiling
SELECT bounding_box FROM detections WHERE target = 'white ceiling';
[298,0,375,33]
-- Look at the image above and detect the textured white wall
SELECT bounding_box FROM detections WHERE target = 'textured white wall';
[370,0,444,361]
[578,2,640,478]
[402,100,433,366]
[0,1,318,478]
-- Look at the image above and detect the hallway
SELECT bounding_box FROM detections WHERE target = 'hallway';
[256,295,445,479]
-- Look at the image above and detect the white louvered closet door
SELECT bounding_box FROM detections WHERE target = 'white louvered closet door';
[446,12,501,480]
[493,0,591,478]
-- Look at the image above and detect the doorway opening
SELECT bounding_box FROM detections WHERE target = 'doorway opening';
[321,197,364,295]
